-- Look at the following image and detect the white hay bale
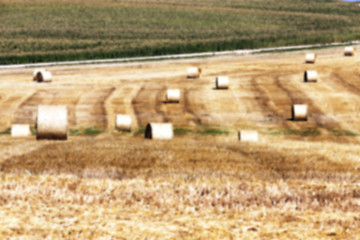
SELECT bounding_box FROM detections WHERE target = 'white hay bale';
[166,89,181,103]
[344,46,355,56]
[238,130,258,142]
[304,70,318,82]
[115,114,132,131]
[36,105,68,140]
[292,104,308,121]
[215,76,229,89]
[187,67,202,78]
[33,69,52,82]
[145,122,173,140]
[305,53,316,63]
[11,124,31,137]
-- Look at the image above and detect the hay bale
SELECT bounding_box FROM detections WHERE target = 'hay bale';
[292,104,308,121]
[33,69,52,82]
[215,76,229,89]
[145,122,173,140]
[36,105,68,140]
[305,53,316,63]
[166,89,180,103]
[344,46,355,56]
[187,67,202,78]
[304,70,318,83]
[11,124,31,137]
[115,114,132,131]
[238,130,258,142]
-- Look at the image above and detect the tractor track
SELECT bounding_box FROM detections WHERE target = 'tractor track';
[154,86,170,122]
[75,87,115,129]
[183,88,202,125]
[13,90,56,124]
[132,83,167,125]
[251,71,355,143]
[274,74,344,130]
[331,71,360,96]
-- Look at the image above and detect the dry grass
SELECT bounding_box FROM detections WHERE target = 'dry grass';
[2,136,360,179]
[1,136,360,239]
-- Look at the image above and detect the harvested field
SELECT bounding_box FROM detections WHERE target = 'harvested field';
[1,46,360,238]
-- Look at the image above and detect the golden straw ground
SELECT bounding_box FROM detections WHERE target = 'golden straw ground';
[0,46,360,238]
[0,137,360,239]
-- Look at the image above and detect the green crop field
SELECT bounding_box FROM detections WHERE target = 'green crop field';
[1,0,360,64]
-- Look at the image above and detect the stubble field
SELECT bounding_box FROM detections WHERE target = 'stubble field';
[1,47,360,239]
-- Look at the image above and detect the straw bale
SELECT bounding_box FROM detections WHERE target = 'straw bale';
[115,114,132,131]
[292,104,308,121]
[33,69,52,82]
[304,70,318,83]
[344,46,355,56]
[166,89,180,103]
[145,122,173,140]
[187,67,201,78]
[305,53,316,63]
[215,76,229,89]
[11,124,31,137]
[238,130,258,142]
[36,105,68,140]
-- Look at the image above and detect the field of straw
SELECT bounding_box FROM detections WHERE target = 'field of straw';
[1,46,360,238]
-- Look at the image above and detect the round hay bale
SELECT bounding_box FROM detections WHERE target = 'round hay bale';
[292,104,308,121]
[166,89,181,103]
[215,76,229,89]
[187,67,201,78]
[305,53,316,63]
[36,105,68,140]
[344,46,355,56]
[33,69,52,82]
[304,70,318,83]
[115,114,132,131]
[11,124,31,137]
[238,130,258,142]
[145,122,173,140]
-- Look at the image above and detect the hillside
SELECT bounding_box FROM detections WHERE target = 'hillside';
[1,0,360,64]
